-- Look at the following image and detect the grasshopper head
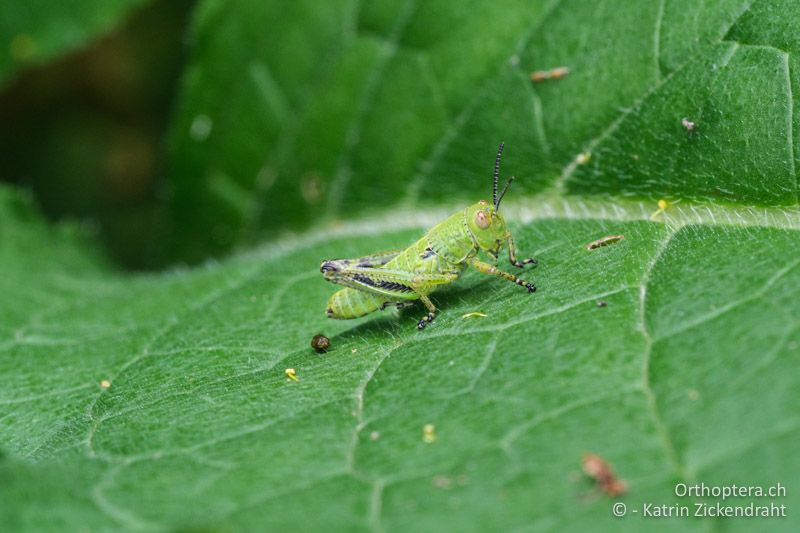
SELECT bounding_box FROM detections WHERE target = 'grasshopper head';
[466,200,508,251]
[466,142,514,251]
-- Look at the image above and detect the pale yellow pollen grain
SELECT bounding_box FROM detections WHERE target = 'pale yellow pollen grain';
[100,379,111,389]
[285,368,298,382]
[423,423,437,443]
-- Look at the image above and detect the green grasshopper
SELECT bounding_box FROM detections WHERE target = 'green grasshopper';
[320,143,537,330]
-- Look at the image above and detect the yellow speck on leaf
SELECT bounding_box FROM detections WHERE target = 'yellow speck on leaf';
[575,152,591,165]
[650,198,679,220]
[461,312,487,319]
[285,368,299,382]
[423,423,437,444]
[100,379,111,389]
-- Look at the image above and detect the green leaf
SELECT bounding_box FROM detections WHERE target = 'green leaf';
[0,0,145,85]
[4,0,800,530]
[2,185,798,531]
[167,0,799,259]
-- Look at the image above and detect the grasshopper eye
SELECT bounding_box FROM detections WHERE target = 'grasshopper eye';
[475,211,490,229]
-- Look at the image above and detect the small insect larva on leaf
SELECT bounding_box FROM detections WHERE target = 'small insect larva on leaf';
[530,66,570,83]
[586,234,625,250]
[285,368,299,382]
[310,334,330,353]
[582,452,627,496]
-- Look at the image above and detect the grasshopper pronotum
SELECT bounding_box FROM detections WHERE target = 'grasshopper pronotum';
[320,143,537,330]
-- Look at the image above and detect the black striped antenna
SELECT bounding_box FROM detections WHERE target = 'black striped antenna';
[492,142,504,207]
[495,176,514,211]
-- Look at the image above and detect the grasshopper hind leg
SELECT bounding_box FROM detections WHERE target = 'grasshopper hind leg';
[326,288,386,319]
[380,301,416,311]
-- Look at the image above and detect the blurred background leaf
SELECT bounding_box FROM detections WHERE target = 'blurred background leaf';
[2,0,798,267]
[0,0,195,269]
[166,0,799,262]
[0,0,145,83]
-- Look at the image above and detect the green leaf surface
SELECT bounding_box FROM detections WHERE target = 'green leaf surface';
[167,0,800,260]
[2,186,798,531]
[0,0,144,84]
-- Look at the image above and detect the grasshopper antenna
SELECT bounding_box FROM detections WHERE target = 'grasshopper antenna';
[492,142,504,207]
[495,176,514,212]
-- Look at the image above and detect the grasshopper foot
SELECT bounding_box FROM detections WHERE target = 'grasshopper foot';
[417,312,436,330]
[514,278,536,293]
[512,258,538,269]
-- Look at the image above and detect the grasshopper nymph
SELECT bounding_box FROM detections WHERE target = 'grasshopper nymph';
[320,143,537,330]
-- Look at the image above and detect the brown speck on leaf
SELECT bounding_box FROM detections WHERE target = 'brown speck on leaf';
[596,301,608,308]
[311,334,330,353]
[530,66,570,82]
[582,452,627,496]
[300,172,325,204]
[432,475,453,489]
[586,234,624,250]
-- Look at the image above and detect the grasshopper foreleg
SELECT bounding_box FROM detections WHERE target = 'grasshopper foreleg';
[507,234,537,269]
[417,296,437,330]
[470,258,536,293]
